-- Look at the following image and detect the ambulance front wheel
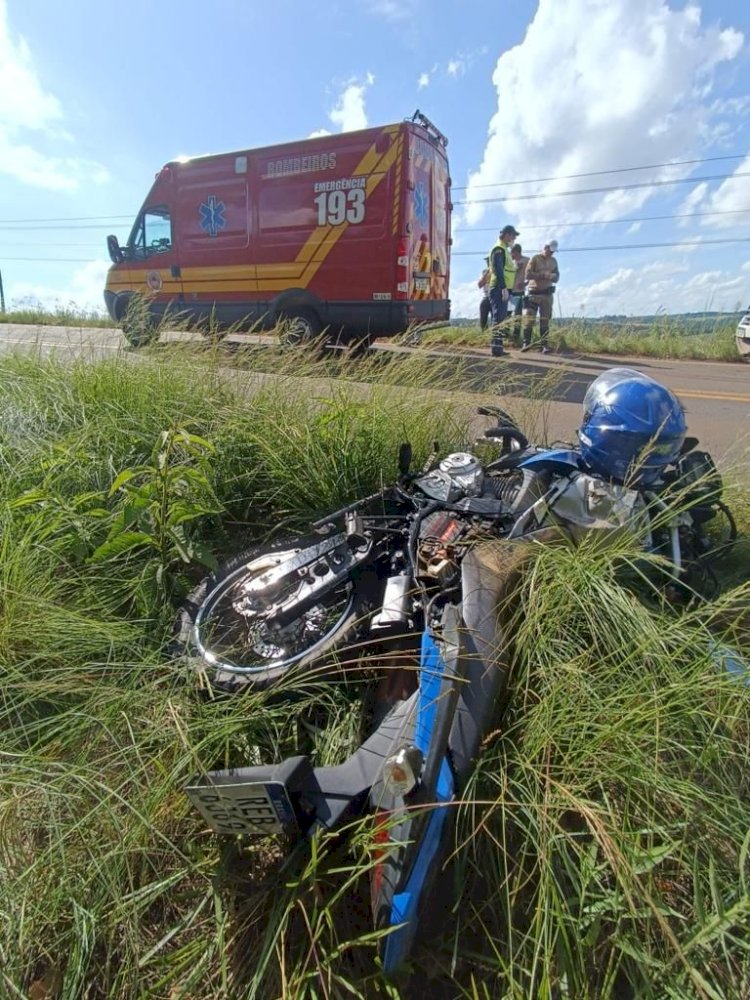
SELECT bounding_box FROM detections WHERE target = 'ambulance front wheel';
[118,295,159,348]
[278,308,324,349]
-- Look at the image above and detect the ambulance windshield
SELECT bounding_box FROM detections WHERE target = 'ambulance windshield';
[128,205,172,260]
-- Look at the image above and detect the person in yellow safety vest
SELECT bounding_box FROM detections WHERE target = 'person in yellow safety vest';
[488,224,519,357]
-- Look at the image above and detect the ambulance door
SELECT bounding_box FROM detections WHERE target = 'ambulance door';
[431,151,450,304]
[127,202,184,317]
[408,142,432,300]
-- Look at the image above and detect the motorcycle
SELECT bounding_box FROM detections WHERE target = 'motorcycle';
[178,388,736,973]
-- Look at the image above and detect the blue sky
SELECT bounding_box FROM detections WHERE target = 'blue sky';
[0,0,748,318]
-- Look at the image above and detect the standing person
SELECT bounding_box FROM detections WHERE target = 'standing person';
[488,224,519,357]
[478,256,491,332]
[521,239,559,354]
[509,243,529,347]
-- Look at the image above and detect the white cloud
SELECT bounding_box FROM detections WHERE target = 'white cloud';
[450,276,486,321]
[446,48,486,80]
[464,1,744,233]
[0,0,109,191]
[702,153,750,226]
[564,259,744,316]
[8,259,111,314]
[676,181,709,225]
[742,260,750,273]
[366,0,419,20]
[708,95,750,118]
[417,62,438,90]
[308,128,332,138]
[327,74,375,132]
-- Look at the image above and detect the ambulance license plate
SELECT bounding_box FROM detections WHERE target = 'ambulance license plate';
[184,779,294,836]
[414,277,430,292]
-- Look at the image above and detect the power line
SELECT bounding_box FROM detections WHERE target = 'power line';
[0,256,98,263]
[455,207,750,233]
[0,214,132,224]
[4,234,750,265]
[0,151,745,224]
[2,205,748,236]
[0,242,104,248]
[455,171,750,205]
[451,153,748,191]
[0,224,117,232]
[453,235,750,255]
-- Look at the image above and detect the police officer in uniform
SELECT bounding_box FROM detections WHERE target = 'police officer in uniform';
[487,224,519,357]
[521,239,559,354]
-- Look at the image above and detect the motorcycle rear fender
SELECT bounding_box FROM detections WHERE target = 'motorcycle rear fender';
[184,695,418,837]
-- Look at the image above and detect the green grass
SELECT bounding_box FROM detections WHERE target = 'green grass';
[405,315,740,362]
[1,345,749,998]
[1,301,743,362]
[0,303,116,328]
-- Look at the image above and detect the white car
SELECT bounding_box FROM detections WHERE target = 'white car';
[737,306,750,359]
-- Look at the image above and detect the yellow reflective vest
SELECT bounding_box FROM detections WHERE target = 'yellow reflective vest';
[488,241,515,291]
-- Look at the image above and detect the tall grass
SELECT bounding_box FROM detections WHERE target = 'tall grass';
[405,316,740,362]
[0,301,116,328]
[1,301,742,361]
[1,346,749,998]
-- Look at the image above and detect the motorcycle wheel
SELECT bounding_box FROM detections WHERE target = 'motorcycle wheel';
[175,535,376,692]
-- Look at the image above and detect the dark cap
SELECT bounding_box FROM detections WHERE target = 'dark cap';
[500,225,520,238]
[511,243,522,253]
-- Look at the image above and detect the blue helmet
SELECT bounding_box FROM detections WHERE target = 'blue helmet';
[579,369,687,485]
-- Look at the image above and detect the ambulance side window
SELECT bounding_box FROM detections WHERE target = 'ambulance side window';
[130,206,172,259]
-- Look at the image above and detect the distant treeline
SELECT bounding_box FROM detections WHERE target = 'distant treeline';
[450,311,743,332]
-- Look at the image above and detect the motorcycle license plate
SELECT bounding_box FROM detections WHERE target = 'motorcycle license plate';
[184,779,295,836]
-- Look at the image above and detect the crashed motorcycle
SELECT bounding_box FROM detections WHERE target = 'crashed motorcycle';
[178,369,736,973]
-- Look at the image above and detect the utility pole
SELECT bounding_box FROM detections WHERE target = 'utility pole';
[0,268,5,314]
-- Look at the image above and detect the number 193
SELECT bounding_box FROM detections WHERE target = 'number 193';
[314,189,365,226]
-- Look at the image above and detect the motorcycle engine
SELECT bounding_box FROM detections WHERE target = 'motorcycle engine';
[415,452,484,502]
[438,452,484,495]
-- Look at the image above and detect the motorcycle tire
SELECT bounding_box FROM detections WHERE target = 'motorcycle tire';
[175,535,378,693]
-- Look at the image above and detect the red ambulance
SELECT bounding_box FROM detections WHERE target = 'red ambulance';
[104,112,451,348]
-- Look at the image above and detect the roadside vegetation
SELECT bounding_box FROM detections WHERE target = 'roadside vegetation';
[1,345,750,999]
[407,314,740,362]
[0,300,742,362]
[0,302,117,329]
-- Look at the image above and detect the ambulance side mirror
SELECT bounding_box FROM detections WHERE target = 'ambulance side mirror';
[107,234,124,264]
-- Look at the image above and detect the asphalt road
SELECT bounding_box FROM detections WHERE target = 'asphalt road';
[1,323,748,463]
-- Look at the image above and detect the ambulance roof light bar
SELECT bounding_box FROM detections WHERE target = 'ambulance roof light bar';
[408,110,448,148]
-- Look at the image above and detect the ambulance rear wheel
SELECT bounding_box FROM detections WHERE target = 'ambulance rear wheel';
[279,308,323,348]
